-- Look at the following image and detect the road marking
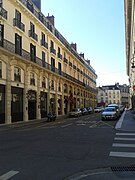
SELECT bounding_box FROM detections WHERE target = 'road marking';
[115,137,135,141]
[0,170,19,180]
[115,110,125,129]
[61,123,72,128]
[112,143,135,148]
[116,133,135,136]
[109,152,135,158]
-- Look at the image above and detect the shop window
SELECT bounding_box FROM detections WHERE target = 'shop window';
[14,67,21,82]
[30,72,35,86]
[0,61,2,78]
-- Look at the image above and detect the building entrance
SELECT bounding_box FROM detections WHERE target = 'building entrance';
[0,84,5,124]
[11,87,23,122]
[28,90,37,120]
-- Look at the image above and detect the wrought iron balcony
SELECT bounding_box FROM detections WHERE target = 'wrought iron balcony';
[29,30,38,41]
[13,18,25,32]
[50,47,56,55]
[0,7,7,19]
[1,39,97,93]
[41,40,48,49]
[57,53,62,59]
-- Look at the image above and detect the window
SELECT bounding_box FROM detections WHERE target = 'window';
[0,61,2,78]
[30,72,35,85]
[42,32,45,42]
[30,22,35,33]
[30,43,36,62]
[42,51,45,61]
[58,62,61,74]
[42,77,46,88]
[0,24,4,47]
[51,57,55,72]
[58,83,61,92]
[50,40,54,48]
[15,33,22,55]
[51,80,54,90]
[64,84,67,93]
[14,67,21,82]
[41,32,48,48]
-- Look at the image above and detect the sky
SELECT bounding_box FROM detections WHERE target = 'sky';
[41,0,129,86]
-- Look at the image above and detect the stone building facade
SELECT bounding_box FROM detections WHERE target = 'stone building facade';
[0,0,97,124]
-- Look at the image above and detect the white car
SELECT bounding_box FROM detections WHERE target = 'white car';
[94,107,103,113]
[101,107,118,120]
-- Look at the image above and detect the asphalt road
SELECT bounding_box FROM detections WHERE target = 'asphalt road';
[0,112,135,180]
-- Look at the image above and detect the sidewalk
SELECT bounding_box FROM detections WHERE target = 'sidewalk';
[115,109,135,131]
[0,115,68,128]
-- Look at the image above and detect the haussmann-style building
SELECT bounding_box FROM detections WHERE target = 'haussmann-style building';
[124,0,135,108]
[0,0,97,124]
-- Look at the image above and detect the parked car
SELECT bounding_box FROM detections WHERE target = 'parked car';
[107,104,121,117]
[80,108,88,115]
[69,108,82,117]
[94,107,103,113]
[86,107,93,114]
[101,107,118,120]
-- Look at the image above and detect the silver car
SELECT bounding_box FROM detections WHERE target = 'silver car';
[101,107,118,120]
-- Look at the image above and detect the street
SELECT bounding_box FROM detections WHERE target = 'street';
[0,113,135,180]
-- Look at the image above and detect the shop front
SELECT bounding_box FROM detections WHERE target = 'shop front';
[11,86,23,122]
[0,84,5,124]
[27,90,37,120]
[40,91,47,118]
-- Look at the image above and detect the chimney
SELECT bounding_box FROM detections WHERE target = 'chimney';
[86,60,90,65]
[71,43,77,51]
[46,14,55,26]
[80,53,84,59]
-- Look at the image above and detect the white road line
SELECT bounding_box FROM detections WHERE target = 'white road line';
[109,152,135,158]
[112,143,135,148]
[0,170,19,180]
[115,110,125,129]
[116,133,135,136]
[61,123,72,128]
[115,137,135,141]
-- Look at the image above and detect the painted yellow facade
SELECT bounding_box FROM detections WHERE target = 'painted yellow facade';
[0,0,97,124]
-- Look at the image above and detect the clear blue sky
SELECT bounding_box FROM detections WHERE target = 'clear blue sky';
[41,0,129,86]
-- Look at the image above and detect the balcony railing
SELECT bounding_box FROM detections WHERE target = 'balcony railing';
[1,39,97,92]
[50,47,56,55]
[29,30,38,41]
[0,7,7,19]
[57,53,62,60]
[41,40,48,49]
[13,18,25,32]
